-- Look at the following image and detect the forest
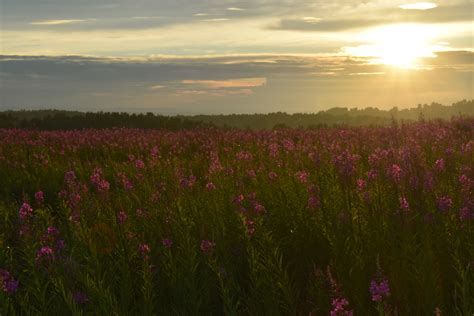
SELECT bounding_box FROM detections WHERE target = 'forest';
[0,100,472,130]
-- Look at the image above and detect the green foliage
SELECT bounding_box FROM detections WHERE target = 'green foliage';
[0,119,473,314]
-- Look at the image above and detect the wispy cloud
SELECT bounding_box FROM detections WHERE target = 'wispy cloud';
[227,7,245,11]
[399,2,438,10]
[150,85,165,90]
[30,19,89,25]
[349,72,385,76]
[181,78,266,89]
[302,17,322,24]
[131,16,162,20]
[201,18,230,22]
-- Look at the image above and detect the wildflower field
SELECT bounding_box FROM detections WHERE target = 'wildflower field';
[0,119,473,315]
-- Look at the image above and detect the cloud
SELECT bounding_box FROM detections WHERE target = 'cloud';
[227,7,245,11]
[349,72,385,76]
[1,52,472,114]
[181,78,266,89]
[274,3,472,32]
[399,3,438,10]
[201,18,230,22]
[276,18,382,32]
[150,85,165,90]
[30,19,89,25]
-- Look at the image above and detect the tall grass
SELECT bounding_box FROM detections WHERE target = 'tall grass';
[0,119,473,315]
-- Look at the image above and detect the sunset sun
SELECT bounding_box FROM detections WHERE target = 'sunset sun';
[347,24,437,68]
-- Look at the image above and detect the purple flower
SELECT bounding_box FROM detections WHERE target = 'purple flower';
[330,297,353,316]
[356,179,366,191]
[399,196,410,212]
[118,173,134,191]
[200,239,215,254]
[90,168,110,193]
[434,159,445,172]
[64,171,77,184]
[117,211,128,225]
[268,171,278,181]
[367,169,378,180]
[139,243,151,259]
[370,279,391,302]
[295,170,309,184]
[459,206,474,222]
[206,182,216,191]
[19,202,33,221]
[245,219,256,236]
[0,269,19,295]
[308,195,320,210]
[73,291,89,305]
[387,164,403,183]
[233,194,245,205]
[36,246,55,265]
[436,196,453,212]
[41,226,60,246]
[253,203,266,214]
[35,191,44,204]
[162,238,173,249]
[459,174,471,193]
[135,159,145,169]
[55,239,66,252]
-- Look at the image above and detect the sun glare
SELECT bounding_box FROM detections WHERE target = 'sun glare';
[346,24,438,68]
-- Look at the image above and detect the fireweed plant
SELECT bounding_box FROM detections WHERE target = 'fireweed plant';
[0,119,473,315]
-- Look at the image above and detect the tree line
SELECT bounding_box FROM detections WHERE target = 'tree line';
[0,99,472,130]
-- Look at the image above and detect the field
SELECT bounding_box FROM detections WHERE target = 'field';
[0,119,473,315]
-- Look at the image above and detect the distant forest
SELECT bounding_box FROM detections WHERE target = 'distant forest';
[0,99,472,130]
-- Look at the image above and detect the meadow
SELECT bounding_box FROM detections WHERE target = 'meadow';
[0,119,473,315]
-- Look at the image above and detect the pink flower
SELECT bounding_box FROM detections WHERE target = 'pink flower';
[90,168,110,193]
[64,171,77,184]
[436,196,453,212]
[206,182,216,191]
[330,297,353,316]
[35,191,44,204]
[434,158,445,172]
[268,171,278,181]
[162,238,173,249]
[308,195,320,209]
[36,246,55,265]
[245,219,256,236]
[200,239,215,254]
[73,291,89,305]
[117,211,128,225]
[19,202,33,221]
[356,179,366,191]
[370,279,391,302]
[135,159,145,169]
[139,243,151,259]
[387,164,403,183]
[295,170,309,184]
[253,203,266,214]
[233,194,245,205]
[0,269,19,295]
[399,196,410,212]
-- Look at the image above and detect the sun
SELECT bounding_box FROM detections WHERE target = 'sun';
[346,24,437,68]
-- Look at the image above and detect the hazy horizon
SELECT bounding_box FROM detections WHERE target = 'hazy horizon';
[1,1,473,114]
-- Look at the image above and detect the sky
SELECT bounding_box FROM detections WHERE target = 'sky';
[0,0,473,114]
